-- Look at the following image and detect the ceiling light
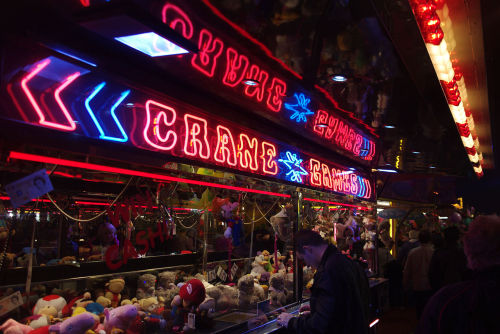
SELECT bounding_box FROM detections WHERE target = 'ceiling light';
[316,122,329,128]
[412,151,421,154]
[242,78,260,86]
[331,75,347,82]
[429,166,436,169]
[384,125,396,129]
[372,168,398,173]
[115,32,189,57]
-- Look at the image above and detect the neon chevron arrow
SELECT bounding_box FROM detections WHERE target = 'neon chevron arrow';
[85,81,130,142]
[21,58,79,131]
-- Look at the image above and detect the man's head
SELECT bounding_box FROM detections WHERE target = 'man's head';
[295,230,328,269]
[418,229,431,244]
[464,215,500,270]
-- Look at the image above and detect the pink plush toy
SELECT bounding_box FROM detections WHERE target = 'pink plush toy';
[103,304,138,333]
[48,312,96,334]
[0,319,32,334]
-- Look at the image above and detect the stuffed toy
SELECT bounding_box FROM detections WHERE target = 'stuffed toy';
[48,311,97,334]
[33,295,67,318]
[103,304,138,333]
[270,207,292,242]
[62,292,93,318]
[205,285,238,311]
[250,251,272,279]
[270,251,286,273]
[104,278,125,308]
[138,297,166,332]
[0,319,33,334]
[268,273,292,307]
[237,274,265,309]
[96,296,111,308]
[27,304,58,329]
[170,279,206,331]
[156,272,179,306]
[221,201,243,246]
[136,274,157,300]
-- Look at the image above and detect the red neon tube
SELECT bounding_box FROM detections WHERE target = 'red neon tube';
[8,151,291,198]
[303,197,369,210]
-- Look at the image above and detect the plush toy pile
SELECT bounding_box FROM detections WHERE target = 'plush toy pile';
[0,248,300,333]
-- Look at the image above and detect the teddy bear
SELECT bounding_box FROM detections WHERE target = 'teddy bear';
[205,285,238,311]
[136,273,157,300]
[156,271,179,306]
[268,272,293,307]
[237,274,266,309]
[105,278,125,308]
[138,297,166,332]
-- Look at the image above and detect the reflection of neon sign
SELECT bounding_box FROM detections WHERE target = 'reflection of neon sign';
[285,93,314,123]
[278,151,308,183]
[7,56,373,200]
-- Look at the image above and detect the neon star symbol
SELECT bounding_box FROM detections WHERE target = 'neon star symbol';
[278,151,308,183]
[284,93,314,123]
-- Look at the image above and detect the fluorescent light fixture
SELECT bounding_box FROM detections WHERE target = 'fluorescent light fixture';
[439,216,448,220]
[374,168,398,173]
[429,166,436,169]
[331,75,347,82]
[349,167,356,171]
[115,32,189,57]
[377,200,391,206]
[316,122,329,128]
[242,79,260,86]
[384,125,396,129]
[412,151,421,154]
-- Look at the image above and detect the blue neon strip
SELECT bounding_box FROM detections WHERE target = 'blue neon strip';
[85,82,130,142]
[52,48,97,67]
[85,82,107,138]
[102,90,130,142]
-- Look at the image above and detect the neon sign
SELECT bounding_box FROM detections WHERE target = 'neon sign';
[285,93,314,123]
[278,151,308,183]
[5,55,374,200]
[158,1,376,161]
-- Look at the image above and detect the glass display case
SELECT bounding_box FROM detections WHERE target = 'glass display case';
[0,154,375,333]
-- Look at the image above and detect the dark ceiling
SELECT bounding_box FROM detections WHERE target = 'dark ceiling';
[207,0,489,178]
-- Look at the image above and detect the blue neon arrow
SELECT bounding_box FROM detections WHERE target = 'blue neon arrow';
[85,82,130,142]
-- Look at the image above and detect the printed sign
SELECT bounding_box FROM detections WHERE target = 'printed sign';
[5,169,53,208]
[231,263,239,278]
[0,291,23,316]
[207,270,216,282]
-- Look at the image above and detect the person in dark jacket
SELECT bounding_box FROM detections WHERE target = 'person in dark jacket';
[428,226,467,293]
[276,230,369,334]
[417,215,500,334]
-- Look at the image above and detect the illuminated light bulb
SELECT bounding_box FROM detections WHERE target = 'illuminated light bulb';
[424,16,441,32]
[473,165,482,173]
[450,103,467,123]
[425,28,445,46]
[468,153,479,163]
[465,146,476,156]
[416,3,437,20]
[461,134,474,148]
[432,0,445,10]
